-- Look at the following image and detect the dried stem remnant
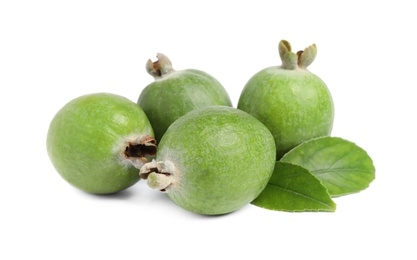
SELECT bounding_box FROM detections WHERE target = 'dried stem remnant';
[123,135,157,169]
[139,160,176,192]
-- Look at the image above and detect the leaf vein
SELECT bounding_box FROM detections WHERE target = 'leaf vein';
[327,148,357,169]
[268,183,333,209]
[313,168,373,175]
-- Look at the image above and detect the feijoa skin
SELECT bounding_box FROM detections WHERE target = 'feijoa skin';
[137,53,232,141]
[139,106,276,215]
[238,40,334,158]
[47,93,156,194]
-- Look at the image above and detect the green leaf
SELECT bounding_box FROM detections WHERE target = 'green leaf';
[281,136,375,197]
[252,162,336,212]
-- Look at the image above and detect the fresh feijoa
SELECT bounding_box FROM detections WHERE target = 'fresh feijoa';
[238,40,334,158]
[47,93,156,194]
[137,53,232,141]
[139,106,276,215]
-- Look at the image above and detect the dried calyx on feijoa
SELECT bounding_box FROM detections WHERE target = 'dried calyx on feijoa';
[238,40,334,159]
[139,106,277,215]
[47,93,156,194]
[137,53,232,142]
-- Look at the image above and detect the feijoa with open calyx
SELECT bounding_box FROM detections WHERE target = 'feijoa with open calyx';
[238,40,334,158]
[47,93,156,194]
[137,53,232,141]
[139,106,276,215]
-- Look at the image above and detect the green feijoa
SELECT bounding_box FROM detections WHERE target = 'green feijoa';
[47,93,156,194]
[137,53,232,141]
[139,106,276,215]
[238,40,334,159]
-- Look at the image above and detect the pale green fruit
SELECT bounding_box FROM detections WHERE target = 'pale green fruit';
[137,53,232,141]
[47,93,156,194]
[139,106,276,215]
[238,40,334,159]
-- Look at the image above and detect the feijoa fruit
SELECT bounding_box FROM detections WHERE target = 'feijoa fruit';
[139,106,276,215]
[238,40,334,158]
[47,93,156,194]
[137,53,232,141]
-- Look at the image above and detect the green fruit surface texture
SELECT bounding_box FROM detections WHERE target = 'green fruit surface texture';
[47,93,155,194]
[140,106,276,215]
[137,53,232,141]
[238,40,334,158]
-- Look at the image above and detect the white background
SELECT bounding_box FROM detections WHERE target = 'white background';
[1,0,415,259]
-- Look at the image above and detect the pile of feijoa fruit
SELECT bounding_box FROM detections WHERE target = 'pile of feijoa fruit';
[47,40,375,215]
